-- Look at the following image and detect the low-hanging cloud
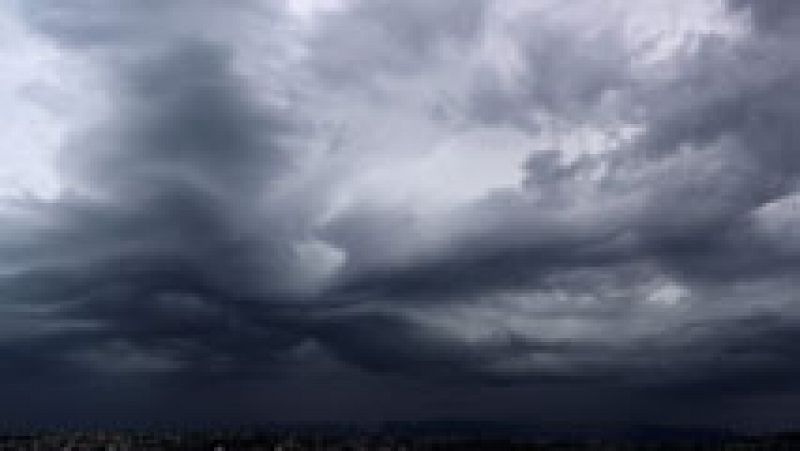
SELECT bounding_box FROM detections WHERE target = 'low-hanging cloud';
[1,0,800,425]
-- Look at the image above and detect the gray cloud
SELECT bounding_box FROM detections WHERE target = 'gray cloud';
[1,0,800,426]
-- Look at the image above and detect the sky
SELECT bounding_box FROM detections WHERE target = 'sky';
[1,0,800,429]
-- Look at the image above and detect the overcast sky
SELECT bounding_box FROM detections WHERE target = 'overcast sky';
[1,0,800,428]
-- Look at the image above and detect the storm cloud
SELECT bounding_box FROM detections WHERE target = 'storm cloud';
[1,0,800,426]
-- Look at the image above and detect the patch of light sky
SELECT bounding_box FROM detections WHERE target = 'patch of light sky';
[0,3,109,202]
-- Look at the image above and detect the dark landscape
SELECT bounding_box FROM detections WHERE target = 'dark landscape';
[2,423,800,450]
[0,422,788,451]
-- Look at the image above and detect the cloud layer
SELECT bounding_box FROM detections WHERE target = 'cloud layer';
[2,0,800,425]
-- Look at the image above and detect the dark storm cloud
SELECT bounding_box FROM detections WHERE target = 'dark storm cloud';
[312,0,800,389]
[0,36,317,379]
[728,0,800,33]
[3,0,800,426]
